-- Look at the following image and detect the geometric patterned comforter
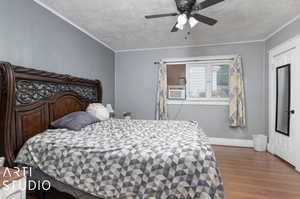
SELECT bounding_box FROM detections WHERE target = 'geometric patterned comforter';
[15,119,224,199]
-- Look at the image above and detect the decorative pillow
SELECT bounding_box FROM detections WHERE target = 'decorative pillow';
[51,111,99,131]
[86,103,110,121]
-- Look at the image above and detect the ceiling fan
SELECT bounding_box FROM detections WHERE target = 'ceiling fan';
[145,0,224,32]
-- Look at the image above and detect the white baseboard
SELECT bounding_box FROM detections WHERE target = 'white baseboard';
[267,143,274,154]
[209,137,253,147]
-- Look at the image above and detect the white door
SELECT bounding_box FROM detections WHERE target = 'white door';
[269,35,300,171]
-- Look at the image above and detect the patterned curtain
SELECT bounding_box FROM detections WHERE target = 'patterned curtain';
[155,61,168,120]
[229,56,246,127]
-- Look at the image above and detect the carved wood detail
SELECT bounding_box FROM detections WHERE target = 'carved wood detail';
[16,79,97,106]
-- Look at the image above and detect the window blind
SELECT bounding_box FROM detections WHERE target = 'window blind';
[187,64,207,98]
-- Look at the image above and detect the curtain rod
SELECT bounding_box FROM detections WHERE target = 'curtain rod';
[154,58,234,65]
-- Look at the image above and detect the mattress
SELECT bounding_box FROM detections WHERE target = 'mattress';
[15,119,224,199]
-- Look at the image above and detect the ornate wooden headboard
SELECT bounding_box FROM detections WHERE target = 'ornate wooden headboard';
[0,62,102,166]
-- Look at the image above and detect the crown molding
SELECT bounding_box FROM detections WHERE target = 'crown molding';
[115,40,265,53]
[33,0,116,52]
[264,13,300,41]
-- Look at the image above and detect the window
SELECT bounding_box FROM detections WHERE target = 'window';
[167,64,186,86]
[167,59,231,105]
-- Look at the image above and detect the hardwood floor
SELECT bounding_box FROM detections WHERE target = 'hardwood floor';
[27,146,300,199]
[213,145,300,199]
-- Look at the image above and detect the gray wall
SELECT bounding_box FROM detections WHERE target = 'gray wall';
[115,42,266,139]
[0,0,115,104]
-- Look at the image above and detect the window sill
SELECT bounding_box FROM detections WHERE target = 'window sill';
[167,100,229,106]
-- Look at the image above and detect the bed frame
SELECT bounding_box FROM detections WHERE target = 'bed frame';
[0,61,102,167]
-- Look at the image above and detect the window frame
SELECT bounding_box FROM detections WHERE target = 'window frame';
[166,57,233,106]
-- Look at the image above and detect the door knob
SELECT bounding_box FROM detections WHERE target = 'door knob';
[290,110,295,114]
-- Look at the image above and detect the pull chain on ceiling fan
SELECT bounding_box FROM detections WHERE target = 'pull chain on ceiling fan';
[145,0,224,32]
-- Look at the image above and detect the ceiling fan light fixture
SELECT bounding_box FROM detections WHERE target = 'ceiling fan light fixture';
[145,0,221,33]
[189,17,199,28]
[177,14,188,25]
[175,23,185,30]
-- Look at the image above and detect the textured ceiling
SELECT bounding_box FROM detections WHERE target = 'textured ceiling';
[36,0,300,51]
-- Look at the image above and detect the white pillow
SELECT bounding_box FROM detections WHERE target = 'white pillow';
[86,103,109,121]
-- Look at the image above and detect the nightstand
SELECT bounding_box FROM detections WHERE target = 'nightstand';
[0,167,26,199]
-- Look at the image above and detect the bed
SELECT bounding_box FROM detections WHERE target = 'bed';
[0,61,224,199]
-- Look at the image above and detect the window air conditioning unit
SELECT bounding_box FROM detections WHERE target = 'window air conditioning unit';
[168,85,186,100]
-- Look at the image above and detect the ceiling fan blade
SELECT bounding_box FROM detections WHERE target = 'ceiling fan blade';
[192,14,217,26]
[171,23,179,32]
[145,13,178,19]
[194,0,224,11]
